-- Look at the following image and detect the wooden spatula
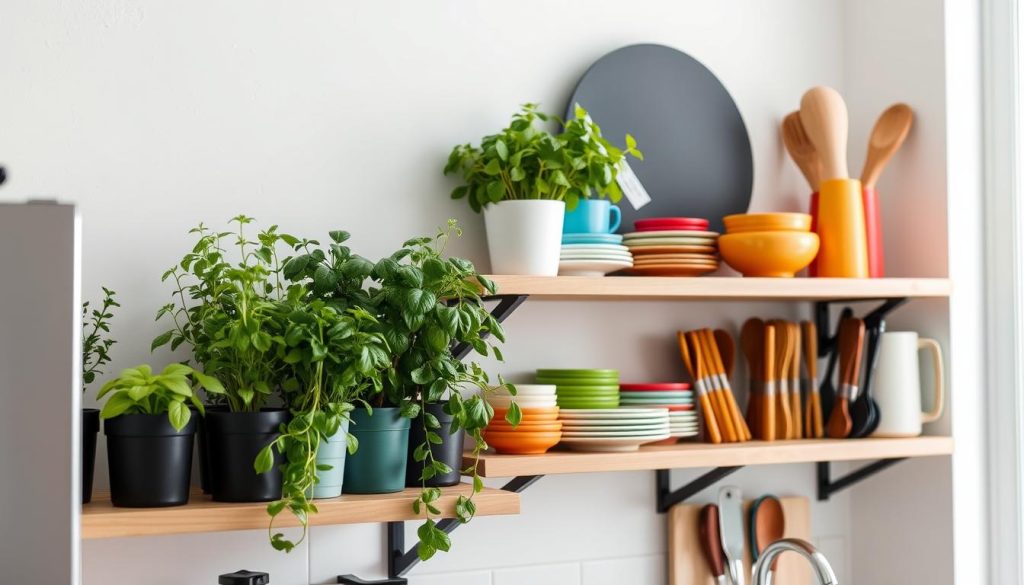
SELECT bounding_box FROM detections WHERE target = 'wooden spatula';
[782,111,822,191]
[704,329,750,441]
[788,322,803,439]
[801,320,824,438]
[691,331,738,443]
[800,86,850,180]
[678,331,722,444]
[827,317,865,438]
[771,320,794,440]
[740,319,765,437]
[762,324,777,441]
[699,504,728,585]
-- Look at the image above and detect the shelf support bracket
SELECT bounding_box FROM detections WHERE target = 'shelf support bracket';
[817,459,907,501]
[814,297,908,358]
[656,467,743,513]
[337,475,543,585]
[450,294,528,360]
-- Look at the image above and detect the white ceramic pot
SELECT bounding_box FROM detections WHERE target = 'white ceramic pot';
[483,200,564,275]
[870,331,945,437]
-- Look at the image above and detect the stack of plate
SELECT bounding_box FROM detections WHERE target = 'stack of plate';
[619,383,698,444]
[483,385,562,455]
[559,233,633,276]
[536,368,620,409]
[557,408,671,452]
[622,217,720,276]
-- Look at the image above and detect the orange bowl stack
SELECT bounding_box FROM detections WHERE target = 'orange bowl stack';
[483,385,562,454]
[719,213,820,278]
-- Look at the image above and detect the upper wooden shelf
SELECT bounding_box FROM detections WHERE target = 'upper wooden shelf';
[467,436,953,478]
[82,484,519,539]
[485,276,952,301]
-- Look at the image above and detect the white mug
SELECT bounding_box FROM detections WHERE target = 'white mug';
[871,331,945,437]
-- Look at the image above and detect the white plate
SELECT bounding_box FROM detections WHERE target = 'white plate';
[623,230,719,239]
[558,259,633,277]
[559,434,672,452]
[559,408,667,417]
[561,430,669,438]
[561,424,671,432]
[560,243,631,251]
[559,254,634,261]
[625,237,717,246]
[489,384,556,397]
[487,397,557,408]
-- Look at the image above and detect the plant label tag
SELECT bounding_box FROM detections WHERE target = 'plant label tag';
[617,160,652,211]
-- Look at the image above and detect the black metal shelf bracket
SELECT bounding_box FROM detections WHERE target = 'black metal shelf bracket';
[817,459,907,501]
[337,475,544,584]
[450,294,529,360]
[655,467,743,513]
[814,297,908,359]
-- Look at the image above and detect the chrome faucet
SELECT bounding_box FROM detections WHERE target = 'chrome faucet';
[751,538,839,585]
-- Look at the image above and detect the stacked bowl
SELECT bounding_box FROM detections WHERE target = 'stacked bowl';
[619,383,698,443]
[719,213,820,277]
[622,217,720,276]
[536,369,620,409]
[483,385,562,454]
[558,408,671,452]
[559,233,633,276]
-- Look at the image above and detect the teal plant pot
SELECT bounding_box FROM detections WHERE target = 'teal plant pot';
[311,419,351,499]
[343,407,411,494]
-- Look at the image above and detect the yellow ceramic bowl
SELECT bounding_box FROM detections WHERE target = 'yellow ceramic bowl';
[723,213,812,233]
[719,231,820,277]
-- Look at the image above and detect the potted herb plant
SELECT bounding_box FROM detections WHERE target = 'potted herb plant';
[81,287,118,504]
[97,363,221,507]
[155,216,294,502]
[444,103,642,275]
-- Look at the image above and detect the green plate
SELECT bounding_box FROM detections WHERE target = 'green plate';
[558,398,620,406]
[537,369,619,378]
[538,377,619,385]
[558,395,620,403]
[554,385,620,393]
[618,391,692,399]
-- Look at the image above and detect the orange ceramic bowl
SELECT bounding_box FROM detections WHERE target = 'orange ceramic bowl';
[491,406,560,423]
[719,231,820,278]
[723,213,812,234]
[487,420,563,433]
[483,430,562,455]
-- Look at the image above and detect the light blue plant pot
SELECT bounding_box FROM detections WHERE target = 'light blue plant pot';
[312,419,350,499]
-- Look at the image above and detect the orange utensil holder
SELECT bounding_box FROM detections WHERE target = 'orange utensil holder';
[809,185,883,277]
[815,178,869,278]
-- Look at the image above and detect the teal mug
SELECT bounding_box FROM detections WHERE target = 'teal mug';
[563,199,622,234]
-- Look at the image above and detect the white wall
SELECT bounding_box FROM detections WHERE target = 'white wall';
[0,1,968,583]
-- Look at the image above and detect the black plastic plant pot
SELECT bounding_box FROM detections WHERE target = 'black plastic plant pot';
[205,408,287,502]
[195,405,227,495]
[343,407,411,494]
[82,408,100,504]
[406,403,464,488]
[105,413,197,507]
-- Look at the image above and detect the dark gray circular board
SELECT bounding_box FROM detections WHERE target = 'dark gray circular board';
[566,44,753,234]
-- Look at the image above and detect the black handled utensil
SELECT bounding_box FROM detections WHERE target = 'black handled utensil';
[819,307,853,422]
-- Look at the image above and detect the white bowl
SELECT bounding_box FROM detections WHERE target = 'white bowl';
[487,395,557,408]
[490,384,557,397]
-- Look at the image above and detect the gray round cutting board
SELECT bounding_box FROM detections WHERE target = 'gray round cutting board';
[566,44,753,234]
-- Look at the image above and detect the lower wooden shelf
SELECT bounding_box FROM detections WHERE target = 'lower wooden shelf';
[81,484,520,539]
[467,436,953,478]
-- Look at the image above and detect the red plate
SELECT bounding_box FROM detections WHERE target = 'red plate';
[635,217,710,231]
[620,383,692,391]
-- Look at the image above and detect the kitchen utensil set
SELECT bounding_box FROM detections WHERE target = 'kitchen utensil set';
[536,369,621,409]
[678,328,750,444]
[787,88,914,278]
[742,318,824,441]
[698,489,788,585]
[624,217,720,276]
[719,213,819,278]
[558,233,634,277]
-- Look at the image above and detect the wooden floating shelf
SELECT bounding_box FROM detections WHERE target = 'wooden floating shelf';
[81,484,519,539]
[485,275,952,301]
[467,436,953,478]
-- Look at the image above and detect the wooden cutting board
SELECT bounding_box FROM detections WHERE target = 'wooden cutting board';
[668,496,811,585]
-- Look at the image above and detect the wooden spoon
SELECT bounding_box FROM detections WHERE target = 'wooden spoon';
[802,320,824,438]
[715,329,736,377]
[762,323,777,441]
[740,319,765,436]
[678,331,722,444]
[827,317,865,438]
[782,111,823,190]
[861,103,913,188]
[699,504,728,585]
[799,86,850,180]
[788,322,803,440]
[704,329,750,441]
[753,496,786,574]
[770,320,794,440]
[691,331,738,443]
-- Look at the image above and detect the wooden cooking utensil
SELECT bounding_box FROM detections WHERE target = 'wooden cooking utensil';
[827,317,865,439]
[753,496,787,575]
[799,86,850,180]
[740,319,765,437]
[678,331,722,444]
[715,329,736,377]
[704,329,751,441]
[782,111,823,190]
[802,320,824,438]
[819,307,854,423]
[699,504,728,585]
[762,324,777,441]
[691,331,739,443]
[788,322,803,439]
[770,320,794,440]
[861,103,914,188]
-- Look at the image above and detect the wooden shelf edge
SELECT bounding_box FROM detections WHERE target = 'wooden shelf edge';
[82,484,519,540]
[485,275,953,301]
[467,436,953,478]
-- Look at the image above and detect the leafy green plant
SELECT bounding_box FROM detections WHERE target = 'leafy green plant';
[444,103,643,212]
[255,300,391,553]
[82,287,119,392]
[96,363,223,431]
[155,216,297,413]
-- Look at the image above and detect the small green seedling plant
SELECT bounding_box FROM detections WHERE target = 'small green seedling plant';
[96,363,224,431]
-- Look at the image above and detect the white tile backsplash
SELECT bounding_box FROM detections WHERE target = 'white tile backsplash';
[493,562,581,585]
[409,570,492,585]
[580,555,665,585]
